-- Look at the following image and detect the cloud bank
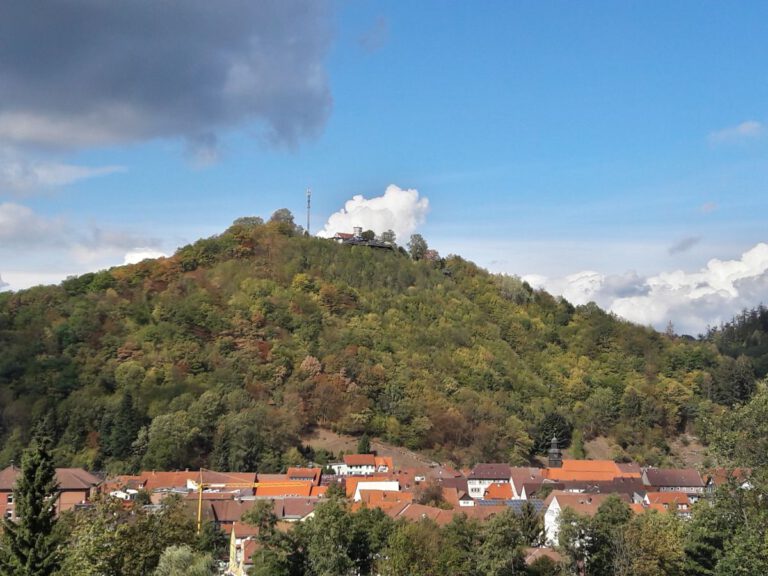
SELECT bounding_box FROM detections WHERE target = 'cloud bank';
[0,274,8,290]
[525,243,768,335]
[317,185,429,242]
[0,0,333,151]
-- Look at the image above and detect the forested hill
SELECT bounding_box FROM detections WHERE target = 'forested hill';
[0,215,758,473]
[705,305,768,380]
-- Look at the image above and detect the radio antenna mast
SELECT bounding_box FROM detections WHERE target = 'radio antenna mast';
[306,188,311,236]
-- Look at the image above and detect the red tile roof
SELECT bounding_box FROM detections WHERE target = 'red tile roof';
[344,454,376,467]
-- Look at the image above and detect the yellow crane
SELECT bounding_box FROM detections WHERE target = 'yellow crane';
[193,470,312,533]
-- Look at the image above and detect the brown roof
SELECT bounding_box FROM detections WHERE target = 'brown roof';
[389,503,455,526]
[468,464,511,480]
[0,466,101,492]
[286,468,322,484]
[344,454,376,466]
[210,499,258,523]
[275,498,319,520]
[545,491,630,516]
[643,468,704,488]
[484,482,513,500]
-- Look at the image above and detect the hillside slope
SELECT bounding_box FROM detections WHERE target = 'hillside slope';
[0,216,755,472]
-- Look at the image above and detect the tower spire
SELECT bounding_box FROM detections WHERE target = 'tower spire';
[306,187,311,236]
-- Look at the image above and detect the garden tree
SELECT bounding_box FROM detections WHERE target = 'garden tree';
[437,515,481,576]
[105,391,142,460]
[557,508,590,575]
[414,480,450,509]
[518,500,545,547]
[153,545,216,576]
[381,520,441,576]
[614,512,685,576]
[195,521,228,559]
[380,229,396,244]
[407,234,428,260]
[347,507,395,576]
[57,495,196,576]
[302,498,356,576]
[586,496,633,576]
[533,412,573,454]
[361,230,376,241]
[0,439,60,576]
[476,509,527,576]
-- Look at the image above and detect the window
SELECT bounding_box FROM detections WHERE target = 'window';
[7,494,13,504]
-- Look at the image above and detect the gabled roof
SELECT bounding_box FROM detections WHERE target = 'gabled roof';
[643,468,704,488]
[468,463,511,480]
[275,498,318,520]
[646,492,690,506]
[546,491,630,516]
[255,481,312,498]
[211,499,257,523]
[343,454,376,467]
[286,468,322,484]
[484,482,513,500]
[544,460,641,482]
[0,466,101,492]
[374,456,393,470]
[389,503,455,526]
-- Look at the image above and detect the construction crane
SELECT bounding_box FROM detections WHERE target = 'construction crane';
[193,469,313,533]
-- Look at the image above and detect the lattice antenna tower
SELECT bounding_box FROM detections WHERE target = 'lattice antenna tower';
[306,187,311,236]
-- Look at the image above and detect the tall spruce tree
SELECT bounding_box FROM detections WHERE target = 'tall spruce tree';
[0,439,60,576]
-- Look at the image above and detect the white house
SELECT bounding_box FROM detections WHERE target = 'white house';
[467,463,511,499]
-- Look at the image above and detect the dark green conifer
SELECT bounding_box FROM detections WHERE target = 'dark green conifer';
[0,439,60,576]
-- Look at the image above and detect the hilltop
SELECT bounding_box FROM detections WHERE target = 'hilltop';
[0,212,757,473]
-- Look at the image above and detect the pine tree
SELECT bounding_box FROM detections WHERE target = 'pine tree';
[0,439,61,576]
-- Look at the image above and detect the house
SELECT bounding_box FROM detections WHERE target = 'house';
[510,467,544,499]
[331,454,377,476]
[227,522,260,576]
[705,468,752,492]
[346,478,400,502]
[1,465,101,520]
[644,492,693,517]
[467,464,511,499]
[543,491,630,545]
[484,482,513,500]
[642,468,705,495]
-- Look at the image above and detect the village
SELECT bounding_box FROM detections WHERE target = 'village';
[0,437,745,576]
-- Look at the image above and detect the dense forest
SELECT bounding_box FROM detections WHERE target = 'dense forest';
[0,211,761,473]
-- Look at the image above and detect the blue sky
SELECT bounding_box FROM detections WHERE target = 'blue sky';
[1,1,767,334]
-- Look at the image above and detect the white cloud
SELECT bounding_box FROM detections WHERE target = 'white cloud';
[0,202,67,245]
[525,243,768,335]
[0,273,8,290]
[0,151,125,193]
[124,249,168,264]
[708,120,763,144]
[317,185,429,242]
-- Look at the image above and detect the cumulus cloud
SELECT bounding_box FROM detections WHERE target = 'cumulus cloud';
[525,243,768,335]
[708,120,763,145]
[0,1,333,151]
[317,185,429,242]
[124,249,168,265]
[668,236,701,255]
[0,274,8,290]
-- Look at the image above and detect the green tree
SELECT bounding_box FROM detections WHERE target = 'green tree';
[357,433,371,454]
[477,509,527,576]
[154,545,216,576]
[0,439,60,576]
[407,234,428,261]
[588,496,632,576]
[533,412,573,454]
